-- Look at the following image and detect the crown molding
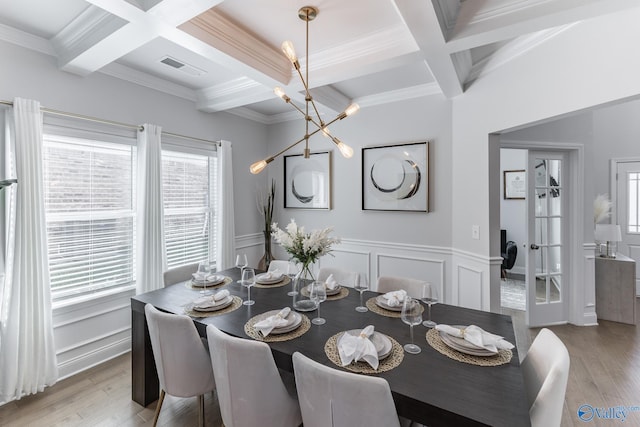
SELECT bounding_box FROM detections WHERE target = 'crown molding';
[226,107,272,125]
[354,83,442,108]
[432,0,461,36]
[179,9,291,85]
[51,5,126,72]
[0,24,55,55]
[100,62,197,101]
[466,23,576,84]
[196,77,274,112]
[465,0,550,24]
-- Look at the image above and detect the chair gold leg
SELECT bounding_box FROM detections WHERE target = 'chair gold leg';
[152,389,166,427]
[198,394,205,427]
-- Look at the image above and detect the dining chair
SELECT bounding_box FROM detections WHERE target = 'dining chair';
[292,352,402,427]
[144,304,215,427]
[522,328,570,427]
[317,267,359,287]
[376,275,431,298]
[163,261,200,286]
[206,324,302,427]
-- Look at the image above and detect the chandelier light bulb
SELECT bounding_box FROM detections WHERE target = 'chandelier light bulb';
[250,160,268,174]
[281,40,298,64]
[274,87,289,101]
[344,103,360,117]
[334,138,354,158]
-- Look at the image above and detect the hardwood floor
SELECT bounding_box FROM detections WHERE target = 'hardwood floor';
[1,302,639,427]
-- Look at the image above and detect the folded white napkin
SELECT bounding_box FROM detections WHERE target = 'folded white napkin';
[254,307,291,337]
[260,270,283,281]
[436,324,515,353]
[338,325,379,370]
[193,290,230,309]
[325,274,338,290]
[192,272,220,282]
[382,289,407,307]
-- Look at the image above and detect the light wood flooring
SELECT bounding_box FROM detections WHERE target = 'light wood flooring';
[1,302,639,427]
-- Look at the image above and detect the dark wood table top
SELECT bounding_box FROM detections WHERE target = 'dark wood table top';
[131,267,530,427]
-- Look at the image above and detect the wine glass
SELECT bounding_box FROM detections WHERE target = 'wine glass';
[287,261,300,297]
[235,253,248,282]
[197,261,211,295]
[401,297,423,354]
[309,281,327,325]
[421,284,439,328]
[241,268,255,306]
[354,274,369,312]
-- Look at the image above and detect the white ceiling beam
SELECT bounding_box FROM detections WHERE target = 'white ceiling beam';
[447,0,640,53]
[53,0,223,76]
[394,0,463,98]
[195,77,273,112]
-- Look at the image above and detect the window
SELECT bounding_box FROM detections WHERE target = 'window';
[629,172,640,233]
[162,150,217,269]
[43,135,136,302]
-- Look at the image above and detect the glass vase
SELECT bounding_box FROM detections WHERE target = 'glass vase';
[258,232,274,270]
[292,261,317,312]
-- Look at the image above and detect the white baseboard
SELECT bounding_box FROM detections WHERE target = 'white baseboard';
[57,337,130,380]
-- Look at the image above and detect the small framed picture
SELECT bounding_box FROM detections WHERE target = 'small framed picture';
[284,151,332,209]
[503,170,526,199]
[362,141,429,212]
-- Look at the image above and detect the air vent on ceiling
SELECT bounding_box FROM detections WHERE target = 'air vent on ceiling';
[159,56,206,76]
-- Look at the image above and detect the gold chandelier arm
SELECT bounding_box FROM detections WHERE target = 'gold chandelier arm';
[295,68,323,124]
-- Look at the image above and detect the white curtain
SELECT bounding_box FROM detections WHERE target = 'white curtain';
[136,124,166,294]
[0,98,58,403]
[216,140,235,270]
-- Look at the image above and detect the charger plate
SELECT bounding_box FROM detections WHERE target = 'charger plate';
[365,297,424,319]
[244,311,310,342]
[325,332,404,374]
[426,328,512,366]
[183,295,242,318]
[253,276,291,289]
[184,276,232,290]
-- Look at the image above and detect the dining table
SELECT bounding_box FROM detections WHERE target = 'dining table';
[130,267,531,426]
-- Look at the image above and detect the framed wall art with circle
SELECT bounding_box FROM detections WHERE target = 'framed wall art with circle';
[362,141,429,212]
[284,151,332,209]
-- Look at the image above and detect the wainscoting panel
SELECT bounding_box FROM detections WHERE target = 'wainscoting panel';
[456,264,484,310]
[376,253,445,296]
[317,247,371,283]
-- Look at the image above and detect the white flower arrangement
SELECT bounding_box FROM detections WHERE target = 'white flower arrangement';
[594,194,612,224]
[271,219,341,278]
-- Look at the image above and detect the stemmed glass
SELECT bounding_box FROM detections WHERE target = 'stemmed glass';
[235,253,248,282]
[309,281,327,325]
[401,297,423,354]
[287,262,300,297]
[241,268,256,306]
[421,284,439,328]
[354,274,369,312]
[197,261,211,295]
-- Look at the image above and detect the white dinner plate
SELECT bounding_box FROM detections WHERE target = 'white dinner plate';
[257,310,302,334]
[338,330,393,360]
[192,296,234,312]
[191,275,225,287]
[255,273,285,284]
[303,284,341,296]
[375,295,404,312]
[438,326,498,356]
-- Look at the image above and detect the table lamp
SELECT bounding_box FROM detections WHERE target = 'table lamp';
[594,224,622,258]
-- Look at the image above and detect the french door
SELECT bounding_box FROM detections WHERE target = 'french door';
[615,160,640,295]
[526,151,568,326]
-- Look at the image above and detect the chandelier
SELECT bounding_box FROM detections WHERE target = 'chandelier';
[249,6,360,174]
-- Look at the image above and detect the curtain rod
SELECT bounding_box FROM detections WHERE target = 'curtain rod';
[0,100,220,146]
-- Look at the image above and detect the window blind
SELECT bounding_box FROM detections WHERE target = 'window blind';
[162,150,217,269]
[43,135,135,300]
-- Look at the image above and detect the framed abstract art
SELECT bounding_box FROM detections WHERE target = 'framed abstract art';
[362,141,429,212]
[284,151,332,209]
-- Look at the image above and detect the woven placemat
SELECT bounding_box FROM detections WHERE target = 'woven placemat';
[426,328,512,366]
[244,311,311,342]
[184,276,233,290]
[300,285,350,301]
[324,332,404,374]
[253,276,291,289]
[183,296,243,318]
[365,297,424,318]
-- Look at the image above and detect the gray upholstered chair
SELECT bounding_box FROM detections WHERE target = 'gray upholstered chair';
[144,304,215,427]
[163,262,199,286]
[376,275,431,298]
[317,267,358,288]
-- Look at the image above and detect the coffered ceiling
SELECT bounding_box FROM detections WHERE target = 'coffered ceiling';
[1,0,637,124]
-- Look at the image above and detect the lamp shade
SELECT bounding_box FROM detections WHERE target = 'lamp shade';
[594,224,622,242]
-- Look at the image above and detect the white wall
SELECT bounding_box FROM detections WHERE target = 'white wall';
[0,39,268,379]
[264,95,453,300]
[452,7,640,319]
